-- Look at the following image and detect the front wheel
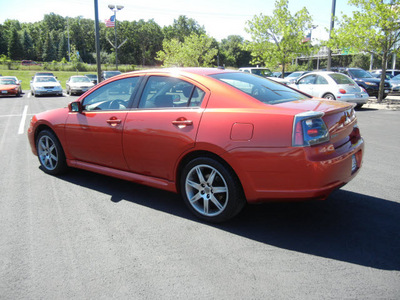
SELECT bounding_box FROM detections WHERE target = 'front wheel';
[180,157,246,223]
[36,130,67,175]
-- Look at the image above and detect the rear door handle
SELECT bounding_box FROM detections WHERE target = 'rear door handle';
[172,118,193,128]
[106,118,122,126]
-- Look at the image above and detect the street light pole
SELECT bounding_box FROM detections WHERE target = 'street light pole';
[108,4,124,70]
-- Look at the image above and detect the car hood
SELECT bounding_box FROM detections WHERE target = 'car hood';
[33,82,61,87]
[354,77,382,83]
[69,82,94,87]
[0,84,18,89]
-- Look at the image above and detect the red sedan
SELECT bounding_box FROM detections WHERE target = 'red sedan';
[28,68,364,222]
[0,77,21,97]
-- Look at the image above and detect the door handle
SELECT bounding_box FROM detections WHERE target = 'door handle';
[106,118,122,126]
[172,118,193,128]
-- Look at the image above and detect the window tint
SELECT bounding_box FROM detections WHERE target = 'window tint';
[210,72,308,104]
[298,75,316,85]
[329,73,354,85]
[139,76,205,108]
[315,75,328,85]
[82,77,140,111]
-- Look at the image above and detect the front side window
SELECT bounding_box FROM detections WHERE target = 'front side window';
[139,76,205,108]
[210,72,308,104]
[82,77,140,111]
[298,75,316,85]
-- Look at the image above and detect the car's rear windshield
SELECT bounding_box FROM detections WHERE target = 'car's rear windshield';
[209,72,309,104]
[329,73,355,85]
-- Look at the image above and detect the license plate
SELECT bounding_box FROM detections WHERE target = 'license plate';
[1,91,7,94]
[355,93,361,98]
[384,90,390,93]
[351,154,357,173]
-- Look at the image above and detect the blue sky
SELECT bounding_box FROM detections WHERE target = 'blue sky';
[0,0,357,41]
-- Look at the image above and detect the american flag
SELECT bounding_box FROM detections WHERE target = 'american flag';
[105,15,115,28]
[302,33,311,43]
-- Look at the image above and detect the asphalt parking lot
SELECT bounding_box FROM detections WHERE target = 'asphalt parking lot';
[0,92,399,299]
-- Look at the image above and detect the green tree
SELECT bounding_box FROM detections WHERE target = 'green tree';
[42,32,57,61]
[136,19,164,66]
[57,32,68,61]
[8,27,24,60]
[219,35,251,68]
[163,15,206,42]
[328,0,400,102]
[22,29,34,59]
[245,0,312,76]
[157,33,218,67]
[0,25,8,55]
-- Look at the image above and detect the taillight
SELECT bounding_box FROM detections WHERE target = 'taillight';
[292,111,330,146]
[339,89,346,94]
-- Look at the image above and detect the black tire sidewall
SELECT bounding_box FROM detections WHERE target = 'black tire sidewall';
[36,130,67,175]
[180,157,245,223]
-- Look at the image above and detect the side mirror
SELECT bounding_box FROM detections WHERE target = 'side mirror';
[68,101,82,113]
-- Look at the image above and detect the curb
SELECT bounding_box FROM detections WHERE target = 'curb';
[362,96,400,110]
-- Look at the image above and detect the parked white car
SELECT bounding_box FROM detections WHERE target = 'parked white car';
[289,71,369,107]
[238,67,289,84]
[30,76,63,97]
[66,75,95,95]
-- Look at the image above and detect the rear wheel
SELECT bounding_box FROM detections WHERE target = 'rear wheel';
[36,130,67,175]
[180,157,246,223]
[323,93,336,100]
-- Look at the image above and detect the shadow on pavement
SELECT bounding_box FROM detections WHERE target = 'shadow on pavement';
[56,168,400,271]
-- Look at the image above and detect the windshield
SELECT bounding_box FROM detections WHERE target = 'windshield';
[210,72,309,104]
[349,69,373,78]
[286,72,303,78]
[250,69,272,77]
[391,74,400,81]
[71,77,91,83]
[35,76,57,83]
[0,79,16,85]
[105,71,121,77]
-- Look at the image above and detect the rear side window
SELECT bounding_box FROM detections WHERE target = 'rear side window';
[210,72,308,104]
[139,76,205,108]
[329,73,354,85]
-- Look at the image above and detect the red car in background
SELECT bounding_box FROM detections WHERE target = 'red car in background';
[27,68,364,222]
[0,77,21,96]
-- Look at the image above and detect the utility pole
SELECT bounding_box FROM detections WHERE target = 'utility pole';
[94,0,102,83]
[327,0,336,70]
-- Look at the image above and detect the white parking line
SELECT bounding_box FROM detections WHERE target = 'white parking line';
[18,105,28,135]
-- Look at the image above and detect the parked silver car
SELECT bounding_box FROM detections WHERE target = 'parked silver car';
[30,76,63,97]
[289,71,369,107]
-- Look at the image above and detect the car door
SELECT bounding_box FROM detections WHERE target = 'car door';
[122,75,208,181]
[295,74,317,96]
[65,76,141,170]
[311,75,330,97]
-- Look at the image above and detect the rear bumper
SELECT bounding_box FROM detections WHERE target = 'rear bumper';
[222,138,364,203]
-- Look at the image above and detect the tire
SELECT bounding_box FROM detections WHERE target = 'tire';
[36,130,67,175]
[323,93,336,100]
[180,157,246,223]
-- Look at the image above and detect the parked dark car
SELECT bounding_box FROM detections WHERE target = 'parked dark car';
[101,71,122,81]
[335,67,391,99]
[85,74,98,85]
